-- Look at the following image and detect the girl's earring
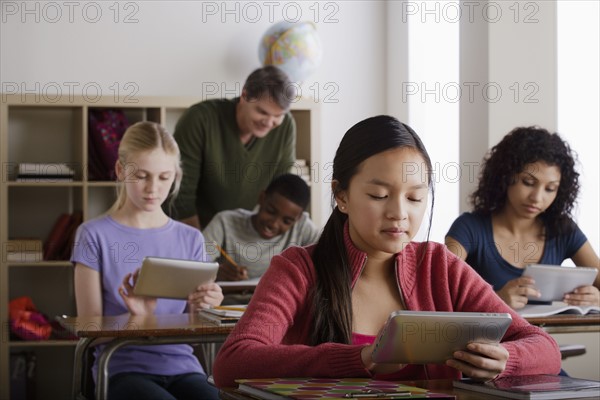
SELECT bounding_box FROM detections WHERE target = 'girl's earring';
[339,205,346,210]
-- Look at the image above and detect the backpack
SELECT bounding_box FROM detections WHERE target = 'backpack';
[88,109,130,181]
[8,297,52,341]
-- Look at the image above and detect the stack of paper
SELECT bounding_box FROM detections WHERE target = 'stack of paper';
[16,163,75,182]
[5,239,43,262]
[290,159,311,185]
[198,305,246,326]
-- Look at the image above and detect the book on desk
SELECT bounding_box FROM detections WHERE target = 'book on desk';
[216,277,261,293]
[197,305,246,327]
[518,301,600,318]
[233,377,455,399]
[453,375,600,399]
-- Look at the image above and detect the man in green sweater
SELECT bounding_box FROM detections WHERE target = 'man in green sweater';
[169,66,297,229]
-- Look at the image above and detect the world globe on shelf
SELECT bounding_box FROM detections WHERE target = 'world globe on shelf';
[259,20,323,83]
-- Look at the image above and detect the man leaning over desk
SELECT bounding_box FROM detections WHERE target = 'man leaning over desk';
[169,65,297,229]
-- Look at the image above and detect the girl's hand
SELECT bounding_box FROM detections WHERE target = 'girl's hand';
[496,277,540,309]
[564,285,600,307]
[188,282,224,312]
[119,269,157,316]
[446,342,509,381]
[360,343,405,375]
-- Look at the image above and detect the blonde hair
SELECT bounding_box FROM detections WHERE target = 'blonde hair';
[108,121,182,213]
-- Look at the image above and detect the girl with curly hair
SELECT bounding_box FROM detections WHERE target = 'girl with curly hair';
[446,126,599,309]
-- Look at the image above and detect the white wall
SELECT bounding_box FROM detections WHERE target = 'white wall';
[488,1,558,140]
[405,2,459,243]
[557,0,600,257]
[0,0,387,226]
[1,0,597,249]
[458,0,559,216]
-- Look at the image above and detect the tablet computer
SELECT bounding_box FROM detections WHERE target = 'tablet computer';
[371,310,512,364]
[523,264,598,302]
[133,257,219,299]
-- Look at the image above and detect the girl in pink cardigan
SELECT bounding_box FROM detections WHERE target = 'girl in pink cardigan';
[213,116,561,388]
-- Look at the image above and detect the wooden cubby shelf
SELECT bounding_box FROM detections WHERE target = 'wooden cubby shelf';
[0,94,321,399]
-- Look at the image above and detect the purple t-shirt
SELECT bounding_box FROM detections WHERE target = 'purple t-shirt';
[71,215,207,378]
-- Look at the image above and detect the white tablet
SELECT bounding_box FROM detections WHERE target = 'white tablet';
[371,310,512,364]
[523,264,598,303]
[133,257,219,299]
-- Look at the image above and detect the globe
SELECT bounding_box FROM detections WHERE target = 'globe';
[259,21,323,83]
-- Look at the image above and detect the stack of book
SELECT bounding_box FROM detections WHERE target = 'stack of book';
[453,375,600,399]
[198,305,246,327]
[15,163,75,182]
[290,159,311,185]
[5,239,43,263]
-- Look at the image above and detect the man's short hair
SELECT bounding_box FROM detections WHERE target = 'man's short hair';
[243,66,295,110]
[265,173,310,210]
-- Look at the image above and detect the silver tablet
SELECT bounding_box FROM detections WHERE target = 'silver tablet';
[133,257,219,299]
[371,310,512,364]
[523,264,598,302]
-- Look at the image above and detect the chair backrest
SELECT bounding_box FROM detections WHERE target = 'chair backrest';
[559,344,586,360]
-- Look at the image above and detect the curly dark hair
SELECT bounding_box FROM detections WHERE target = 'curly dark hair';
[471,126,579,237]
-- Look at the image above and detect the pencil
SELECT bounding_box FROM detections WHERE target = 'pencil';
[214,306,247,312]
[214,243,240,268]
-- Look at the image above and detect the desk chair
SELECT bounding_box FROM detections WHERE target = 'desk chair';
[75,346,215,400]
[194,342,219,375]
[559,344,586,360]
[74,343,95,400]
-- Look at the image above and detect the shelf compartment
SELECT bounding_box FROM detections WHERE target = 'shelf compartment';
[7,106,84,181]
[86,186,117,220]
[164,107,188,134]
[86,106,162,183]
[9,347,75,400]
[9,265,76,319]
[8,186,83,241]
[88,106,162,125]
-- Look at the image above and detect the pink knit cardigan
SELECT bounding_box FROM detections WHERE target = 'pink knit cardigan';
[213,227,561,388]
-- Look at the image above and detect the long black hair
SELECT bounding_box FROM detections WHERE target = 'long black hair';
[471,126,579,237]
[309,115,435,345]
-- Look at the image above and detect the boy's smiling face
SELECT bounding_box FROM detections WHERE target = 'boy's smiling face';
[251,192,304,239]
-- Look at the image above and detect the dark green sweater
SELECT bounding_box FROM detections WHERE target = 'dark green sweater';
[170,98,296,227]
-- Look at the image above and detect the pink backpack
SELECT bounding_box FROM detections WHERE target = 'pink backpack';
[88,109,130,181]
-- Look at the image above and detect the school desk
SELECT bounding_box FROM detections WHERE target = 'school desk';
[58,312,233,400]
[219,377,600,400]
[525,313,600,334]
[526,313,600,380]
[217,379,490,399]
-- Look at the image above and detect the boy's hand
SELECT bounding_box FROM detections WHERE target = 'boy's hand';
[216,259,249,281]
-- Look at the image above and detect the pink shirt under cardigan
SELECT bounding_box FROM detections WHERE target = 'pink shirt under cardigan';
[213,225,561,388]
